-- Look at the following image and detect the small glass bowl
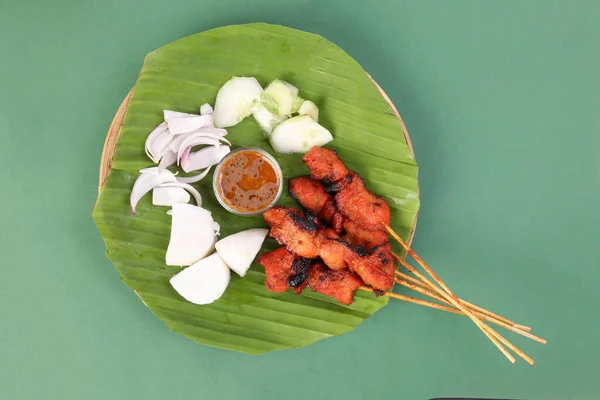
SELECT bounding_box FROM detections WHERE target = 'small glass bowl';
[212,147,283,216]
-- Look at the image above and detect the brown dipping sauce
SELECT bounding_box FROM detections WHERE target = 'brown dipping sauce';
[215,149,282,214]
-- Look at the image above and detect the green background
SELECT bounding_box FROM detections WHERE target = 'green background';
[1,0,598,399]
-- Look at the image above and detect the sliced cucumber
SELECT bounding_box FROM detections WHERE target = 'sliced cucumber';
[213,77,263,128]
[252,104,288,136]
[283,81,299,96]
[291,96,304,113]
[269,115,333,154]
[298,100,319,122]
[260,80,299,117]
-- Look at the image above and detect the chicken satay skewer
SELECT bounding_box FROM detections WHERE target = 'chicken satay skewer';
[394,269,530,332]
[384,224,540,365]
[260,237,532,340]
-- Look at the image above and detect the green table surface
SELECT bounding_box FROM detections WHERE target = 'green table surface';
[1,1,599,399]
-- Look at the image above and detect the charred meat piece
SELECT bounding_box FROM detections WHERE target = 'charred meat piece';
[291,257,312,274]
[343,220,389,250]
[264,206,394,290]
[320,230,393,291]
[257,247,296,293]
[257,247,308,294]
[264,206,320,259]
[319,202,345,233]
[289,176,344,233]
[335,172,391,230]
[287,273,308,290]
[263,206,290,227]
[288,177,328,215]
[258,247,364,304]
[307,264,364,305]
[318,229,355,270]
[302,147,349,183]
[287,258,312,290]
[347,242,394,291]
[323,174,353,193]
[319,230,393,291]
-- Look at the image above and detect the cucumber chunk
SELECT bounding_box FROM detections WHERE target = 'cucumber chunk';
[269,115,333,154]
[213,77,263,128]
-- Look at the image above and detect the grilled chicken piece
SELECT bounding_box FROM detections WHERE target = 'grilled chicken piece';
[347,242,394,291]
[258,247,364,305]
[257,247,308,294]
[322,174,352,193]
[335,173,391,230]
[289,176,344,233]
[318,228,355,270]
[307,264,364,305]
[319,228,393,290]
[257,247,296,293]
[302,147,349,183]
[263,206,394,290]
[264,206,320,259]
[343,220,389,250]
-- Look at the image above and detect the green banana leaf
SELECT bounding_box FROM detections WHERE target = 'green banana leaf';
[92,23,420,354]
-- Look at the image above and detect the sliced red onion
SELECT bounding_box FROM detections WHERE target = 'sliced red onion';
[130,168,177,214]
[181,130,230,144]
[176,166,213,184]
[156,182,202,207]
[193,127,228,137]
[169,134,191,153]
[176,136,222,165]
[163,109,213,135]
[139,167,166,174]
[179,146,193,171]
[163,110,198,120]
[168,128,227,155]
[157,149,178,172]
[150,130,175,162]
[182,145,230,173]
[177,131,230,154]
[145,122,169,163]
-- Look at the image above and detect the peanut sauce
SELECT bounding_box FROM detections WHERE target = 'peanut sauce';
[216,149,281,213]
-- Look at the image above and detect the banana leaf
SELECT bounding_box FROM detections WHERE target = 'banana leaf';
[92,23,420,354]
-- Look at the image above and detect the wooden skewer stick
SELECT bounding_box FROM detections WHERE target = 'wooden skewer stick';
[461,299,528,330]
[394,269,531,332]
[487,327,536,365]
[395,270,430,289]
[385,226,539,364]
[359,286,460,314]
[395,276,444,303]
[392,270,429,289]
[384,224,523,364]
[393,277,546,344]
[395,254,546,345]
[366,280,543,345]
[395,255,537,365]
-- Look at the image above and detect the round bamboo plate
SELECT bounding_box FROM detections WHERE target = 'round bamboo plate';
[97,76,419,246]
